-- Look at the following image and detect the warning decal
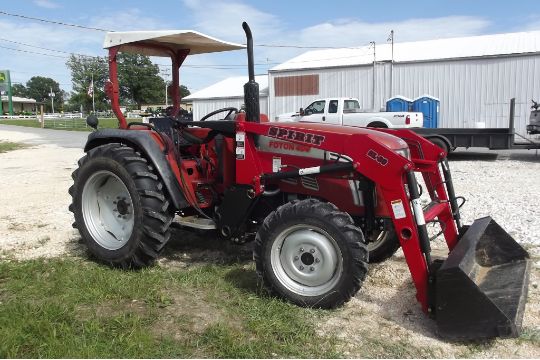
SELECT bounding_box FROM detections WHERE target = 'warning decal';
[391,199,406,219]
[272,157,281,172]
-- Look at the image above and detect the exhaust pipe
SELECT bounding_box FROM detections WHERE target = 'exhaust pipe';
[242,22,260,123]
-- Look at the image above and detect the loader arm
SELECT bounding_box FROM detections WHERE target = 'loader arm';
[235,119,529,339]
[236,120,454,310]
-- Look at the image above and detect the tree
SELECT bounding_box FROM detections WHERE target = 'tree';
[66,55,108,112]
[11,83,27,97]
[166,84,191,105]
[66,53,190,111]
[25,76,64,112]
[180,84,190,98]
[117,53,165,109]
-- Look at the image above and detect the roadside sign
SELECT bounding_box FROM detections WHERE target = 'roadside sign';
[0,70,13,115]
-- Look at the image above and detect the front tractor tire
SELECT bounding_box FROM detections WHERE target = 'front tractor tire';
[255,199,368,308]
[69,143,174,269]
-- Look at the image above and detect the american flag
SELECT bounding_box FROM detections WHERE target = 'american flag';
[87,79,94,97]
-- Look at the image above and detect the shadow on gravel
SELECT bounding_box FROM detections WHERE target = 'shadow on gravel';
[378,273,498,347]
[378,279,442,341]
[448,149,540,163]
[159,226,253,267]
[447,151,499,161]
[503,152,540,163]
[162,227,263,296]
[67,226,254,269]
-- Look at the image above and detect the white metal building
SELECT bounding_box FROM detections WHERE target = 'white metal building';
[184,75,268,120]
[268,30,540,136]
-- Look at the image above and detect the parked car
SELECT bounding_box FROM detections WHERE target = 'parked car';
[275,97,423,128]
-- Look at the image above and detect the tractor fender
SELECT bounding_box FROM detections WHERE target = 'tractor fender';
[84,129,189,210]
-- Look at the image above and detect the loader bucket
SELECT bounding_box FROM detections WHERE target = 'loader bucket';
[435,216,530,340]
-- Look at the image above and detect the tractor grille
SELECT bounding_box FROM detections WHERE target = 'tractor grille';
[301,176,319,191]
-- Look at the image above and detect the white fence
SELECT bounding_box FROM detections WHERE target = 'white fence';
[44,113,83,119]
[42,117,88,129]
[0,113,83,120]
[0,115,37,119]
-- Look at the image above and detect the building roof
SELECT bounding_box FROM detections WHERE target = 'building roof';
[103,30,244,57]
[1,96,36,103]
[184,75,269,100]
[271,30,540,71]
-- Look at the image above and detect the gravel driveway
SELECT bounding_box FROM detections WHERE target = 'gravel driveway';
[1,125,539,357]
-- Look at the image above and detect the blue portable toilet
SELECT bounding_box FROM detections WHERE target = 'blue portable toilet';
[412,95,440,128]
[386,96,412,112]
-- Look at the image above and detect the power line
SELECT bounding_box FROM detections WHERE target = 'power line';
[0,37,94,57]
[11,69,70,77]
[0,10,367,50]
[0,39,278,68]
[257,44,363,50]
[0,44,67,58]
[0,42,372,70]
[0,10,112,32]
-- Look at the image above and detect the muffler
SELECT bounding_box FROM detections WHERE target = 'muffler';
[434,216,530,340]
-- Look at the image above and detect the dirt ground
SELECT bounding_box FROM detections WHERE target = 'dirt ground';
[1,127,539,358]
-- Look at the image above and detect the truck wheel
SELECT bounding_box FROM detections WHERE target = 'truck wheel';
[254,199,368,308]
[429,137,450,154]
[366,230,400,263]
[367,122,388,128]
[69,143,174,269]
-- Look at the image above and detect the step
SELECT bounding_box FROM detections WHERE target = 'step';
[174,215,216,230]
[423,201,448,223]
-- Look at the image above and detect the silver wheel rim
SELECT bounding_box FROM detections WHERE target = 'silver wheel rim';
[82,170,134,250]
[271,224,343,296]
[367,230,387,252]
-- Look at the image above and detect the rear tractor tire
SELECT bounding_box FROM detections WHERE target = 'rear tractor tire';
[69,143,174,269]
[254,199,368,308]
[366,230,400,263]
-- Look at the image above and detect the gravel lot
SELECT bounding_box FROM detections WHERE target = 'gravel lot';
[1,126,539,357]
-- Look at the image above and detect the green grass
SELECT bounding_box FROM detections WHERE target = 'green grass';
[517,327,540,346]
[352,335,437,358]
[0,141,26,153]
[0,259,339,358]
[0,118,120,131]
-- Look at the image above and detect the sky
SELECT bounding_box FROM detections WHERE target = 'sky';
[1,0,539,98]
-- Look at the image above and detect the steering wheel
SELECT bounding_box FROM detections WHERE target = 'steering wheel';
[200,107,238,121]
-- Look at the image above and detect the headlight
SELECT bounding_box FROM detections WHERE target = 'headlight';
[395,148,411,160]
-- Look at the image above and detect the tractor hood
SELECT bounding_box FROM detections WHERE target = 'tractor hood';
[269,121,408,151]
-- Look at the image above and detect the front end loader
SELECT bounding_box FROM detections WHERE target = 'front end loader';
[69,22,530,340]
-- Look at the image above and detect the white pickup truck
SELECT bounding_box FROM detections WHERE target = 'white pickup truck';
[275,97,423,128]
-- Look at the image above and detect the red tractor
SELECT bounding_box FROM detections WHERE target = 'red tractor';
[70,23,530,340]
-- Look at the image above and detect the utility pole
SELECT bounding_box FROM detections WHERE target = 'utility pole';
[369,41,376,110]
[161,68,170,107]
[388,30,394,98]
[0,70,14,115]
[48,87,55,114]
[91,73,95,113]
